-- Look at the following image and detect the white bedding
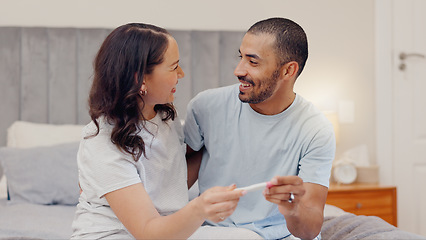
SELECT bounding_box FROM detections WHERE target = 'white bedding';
[0,198,346,240]
[3,200,424,240]
[0,198,75,239]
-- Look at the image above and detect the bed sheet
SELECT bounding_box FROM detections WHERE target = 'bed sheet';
[1,199,424,240]
[0,198,76,239]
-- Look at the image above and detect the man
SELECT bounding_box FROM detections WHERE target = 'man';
[184,17,335,239]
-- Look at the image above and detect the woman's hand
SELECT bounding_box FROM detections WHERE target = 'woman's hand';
[193,184,246,222]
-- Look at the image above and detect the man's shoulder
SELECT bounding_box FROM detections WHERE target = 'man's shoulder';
[293,95,323,119]
[288,95,332,131]
[190,84,239,109]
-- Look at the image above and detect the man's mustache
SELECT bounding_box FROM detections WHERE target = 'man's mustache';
[237,76,255,86]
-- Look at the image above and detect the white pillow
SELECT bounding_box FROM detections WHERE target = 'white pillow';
[0,121,85,199]
[7,121,85,148]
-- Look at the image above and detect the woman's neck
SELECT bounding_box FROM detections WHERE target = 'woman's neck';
[141,103,157,120]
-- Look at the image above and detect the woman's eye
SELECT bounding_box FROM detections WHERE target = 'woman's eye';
[173,65,179,70]
[238,55,242,59]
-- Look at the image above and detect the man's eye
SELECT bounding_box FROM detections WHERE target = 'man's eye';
[238,55,242,59]
[250,60,258,65]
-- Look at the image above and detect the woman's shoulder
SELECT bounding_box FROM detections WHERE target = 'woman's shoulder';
[80,123,135,164]
[83,116,113,133]
[81,117,116,148]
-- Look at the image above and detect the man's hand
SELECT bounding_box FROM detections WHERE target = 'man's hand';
[263,176,328,239]
[263,176,304,212]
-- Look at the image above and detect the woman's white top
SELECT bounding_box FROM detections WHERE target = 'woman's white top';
[71,114,188,239]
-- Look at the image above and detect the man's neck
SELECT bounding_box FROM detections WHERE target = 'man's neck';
[249,91,296,115]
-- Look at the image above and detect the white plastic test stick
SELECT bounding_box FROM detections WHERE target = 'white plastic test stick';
[235,182,267,193]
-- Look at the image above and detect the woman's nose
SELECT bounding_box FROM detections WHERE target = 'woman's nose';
[178,66,185,79]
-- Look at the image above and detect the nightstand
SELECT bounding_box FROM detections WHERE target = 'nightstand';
[326,183,397,226]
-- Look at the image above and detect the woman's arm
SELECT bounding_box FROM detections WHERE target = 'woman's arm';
[105,182,244,239]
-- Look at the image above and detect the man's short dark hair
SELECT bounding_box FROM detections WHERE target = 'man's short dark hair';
[248,17,308,77]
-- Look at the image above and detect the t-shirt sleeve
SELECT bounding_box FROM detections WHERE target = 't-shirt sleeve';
[298,122,335,188]
[184,95,205,151]
[78,132,142,198]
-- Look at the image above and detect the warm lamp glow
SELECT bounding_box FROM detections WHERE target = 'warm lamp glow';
[323,111,339,144]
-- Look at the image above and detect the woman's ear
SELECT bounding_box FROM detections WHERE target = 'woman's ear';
[141,79,147,90]
[136,72,148,95]
[140,81,148,96]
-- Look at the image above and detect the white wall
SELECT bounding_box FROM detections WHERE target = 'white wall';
[0,0,376,163]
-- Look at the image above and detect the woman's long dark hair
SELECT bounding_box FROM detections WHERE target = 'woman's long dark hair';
[88,23,176,161]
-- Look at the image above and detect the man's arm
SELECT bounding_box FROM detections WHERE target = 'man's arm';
[186,145,203,189]
[264,176,328,240]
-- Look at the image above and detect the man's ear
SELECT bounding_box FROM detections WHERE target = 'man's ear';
[282,61,299,80]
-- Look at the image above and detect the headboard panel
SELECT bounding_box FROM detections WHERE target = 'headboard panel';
[0,27,245,146]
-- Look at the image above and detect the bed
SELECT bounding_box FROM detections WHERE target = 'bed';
[0,121,82,239]
[0,121,425,240]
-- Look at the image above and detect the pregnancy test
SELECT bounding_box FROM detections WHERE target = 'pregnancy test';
[235,182,270,193]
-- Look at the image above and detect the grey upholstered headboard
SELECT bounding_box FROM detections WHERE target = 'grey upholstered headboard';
[0,27,245,146]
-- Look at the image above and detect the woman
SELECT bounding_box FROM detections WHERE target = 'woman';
[71,23,245,239]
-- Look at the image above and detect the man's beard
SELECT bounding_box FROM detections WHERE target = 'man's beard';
[239,69,280,104]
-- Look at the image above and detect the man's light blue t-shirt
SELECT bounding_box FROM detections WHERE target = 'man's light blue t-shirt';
[184,84,335,239]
